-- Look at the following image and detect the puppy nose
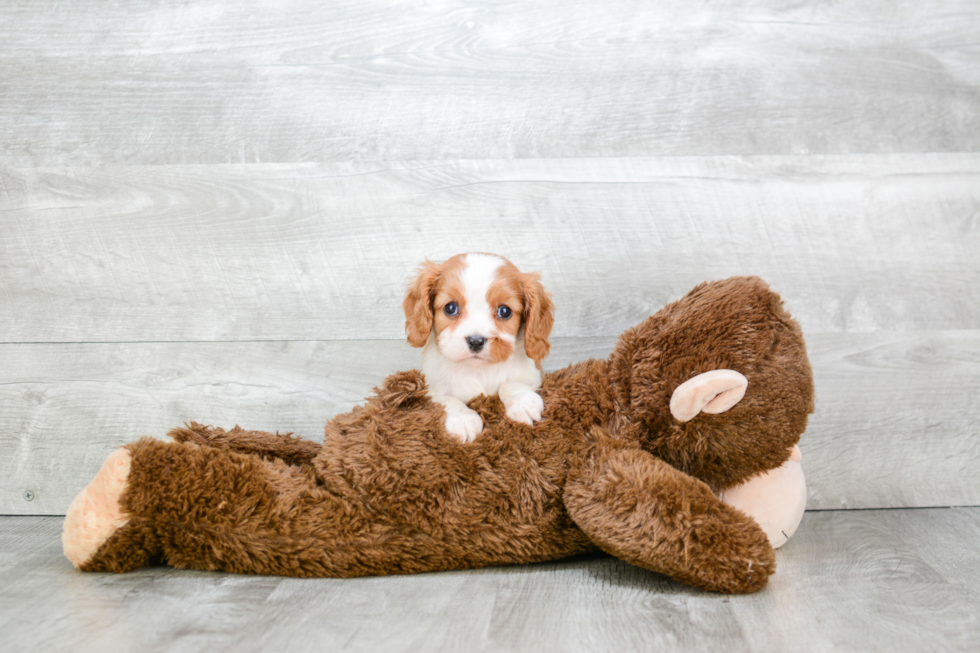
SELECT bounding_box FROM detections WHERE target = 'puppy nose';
[466,335,486,352]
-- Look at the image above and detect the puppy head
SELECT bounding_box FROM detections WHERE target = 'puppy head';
[403,253,554,365]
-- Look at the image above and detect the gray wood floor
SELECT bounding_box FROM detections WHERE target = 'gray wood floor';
[3,508,979,652]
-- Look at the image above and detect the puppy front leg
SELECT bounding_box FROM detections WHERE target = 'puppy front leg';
[431,394,484,443]
[499,381,544,426]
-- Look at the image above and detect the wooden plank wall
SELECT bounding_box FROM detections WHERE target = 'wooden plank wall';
[2,1,978,515]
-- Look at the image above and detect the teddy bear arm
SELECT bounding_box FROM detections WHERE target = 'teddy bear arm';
[563,438,776,594]
[167,422,321,466]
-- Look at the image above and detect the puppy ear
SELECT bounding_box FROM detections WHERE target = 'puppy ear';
[521,272,554,363]
[403,260,441,347]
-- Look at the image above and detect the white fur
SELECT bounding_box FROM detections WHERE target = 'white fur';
[500,380,544,425]
[424,330,543,442]
[424,331,542,402]
[421,253,545,442]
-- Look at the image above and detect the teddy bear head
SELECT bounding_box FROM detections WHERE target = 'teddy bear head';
[606,276,815,491]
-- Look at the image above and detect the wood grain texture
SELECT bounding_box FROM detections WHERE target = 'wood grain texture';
[3,331,977,515]
[806,331,980,511]
[2,509,978,652]
[3,154,978,342]
[2,3,977,644]
[1,1,979,166]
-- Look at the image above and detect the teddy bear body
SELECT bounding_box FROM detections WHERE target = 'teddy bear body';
[64,277,814,594]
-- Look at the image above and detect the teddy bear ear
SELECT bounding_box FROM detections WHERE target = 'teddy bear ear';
[669,370,748,422]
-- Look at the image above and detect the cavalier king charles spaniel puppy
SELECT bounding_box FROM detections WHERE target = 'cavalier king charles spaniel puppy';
[403,253,555,442]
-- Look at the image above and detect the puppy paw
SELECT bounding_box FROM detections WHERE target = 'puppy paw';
[62,448,132,568]
[445,407,484,442]
[505,390,544,426]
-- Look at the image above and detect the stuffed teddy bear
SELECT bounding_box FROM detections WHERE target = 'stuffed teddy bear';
[62,276,814,594]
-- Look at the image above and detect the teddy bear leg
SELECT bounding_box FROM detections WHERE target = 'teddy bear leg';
[718,445,807,549]
[564,435,775,594]
[63,437,366,577]
[62,448,133,569]
[90,437,372,577]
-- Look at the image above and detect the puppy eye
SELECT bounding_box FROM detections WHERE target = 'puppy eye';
[444,302,458,316]
[497,305,513,319]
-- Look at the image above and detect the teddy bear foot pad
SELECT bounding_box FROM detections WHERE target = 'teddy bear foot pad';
[62,448,132,568]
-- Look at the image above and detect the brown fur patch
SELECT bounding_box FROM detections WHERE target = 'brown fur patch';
[431,255,468,337]
[520,271,554,363]
[486,260,525,363]
[404,254,470,347]
[403,259,442,347]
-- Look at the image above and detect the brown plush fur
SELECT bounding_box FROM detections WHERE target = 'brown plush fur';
[75,277,813,594]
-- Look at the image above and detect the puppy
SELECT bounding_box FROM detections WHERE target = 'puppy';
[403,253,554,442]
